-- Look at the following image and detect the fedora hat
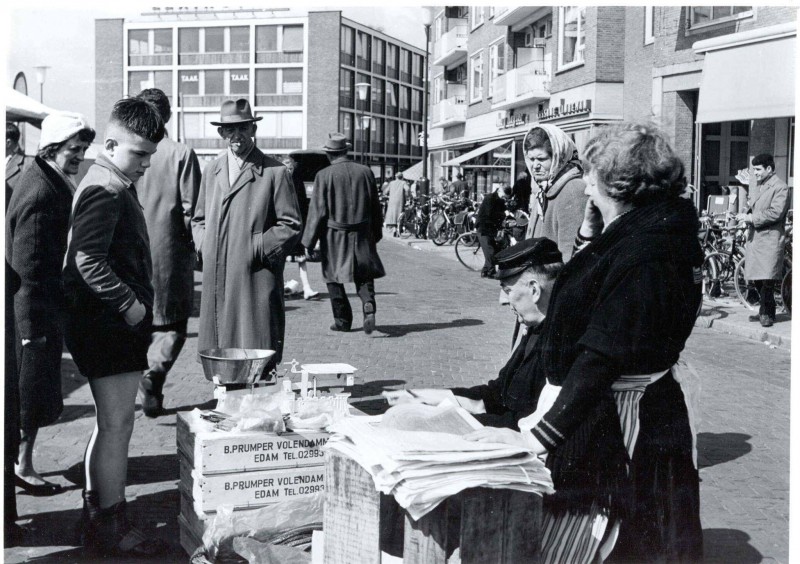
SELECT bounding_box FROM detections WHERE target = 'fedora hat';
[209,99,263,126]
[322,132,352,152]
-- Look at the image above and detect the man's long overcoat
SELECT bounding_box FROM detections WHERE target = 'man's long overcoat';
[744,174,791,281]
[302,158,385,284]
[192,148,301,363]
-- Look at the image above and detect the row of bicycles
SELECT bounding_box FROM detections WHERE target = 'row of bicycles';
[700,211,792,313]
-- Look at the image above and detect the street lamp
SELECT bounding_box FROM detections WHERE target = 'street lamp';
[34,65,50,104]
[360,115,372,167]
[420,7,435,197]
[355,82,371,165]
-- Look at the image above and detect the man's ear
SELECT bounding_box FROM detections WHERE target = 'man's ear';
[104,138,117,155]
[529,277,542,303]
[217,127,224,139]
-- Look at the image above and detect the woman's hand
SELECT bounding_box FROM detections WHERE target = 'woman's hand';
[579,198,604,239]
[464,427,548,455]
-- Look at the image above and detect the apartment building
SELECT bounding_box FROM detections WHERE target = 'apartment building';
[95,8,425,181]
[428,5,795,208]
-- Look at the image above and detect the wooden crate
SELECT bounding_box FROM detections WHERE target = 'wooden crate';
[179,513,204,557]
[177,411,329,475]
[180,457,325,513]
[323,450,543,564]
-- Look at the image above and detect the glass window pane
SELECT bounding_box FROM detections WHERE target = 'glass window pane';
[577,7,586,61]
[341,26,354,54]
[730,120,750,137]
[729,142,750,176]
[154,71,172,96]
[230,70,249,95]
[205,28,224,52]
[386,82,398,106]
[340,69,353,96]
[704,122,722,136]
[180,28,199,53]
[179,71,200,95]
[256,26,278,51]
[205,70,224,94]
[561,7,579,65]
[282,69,303,94]
[281,112,302,136]
[129,30,148,56]
[283,25,304,52]
[371,78,383,102]
[256,69,277,94]
[733,6,751,14]
[129,71,150,96]
[255,112,279,138]
[692,7,711,25]
[154,29,172,53]
[340,112,354,144]
[183,113,202,139]
[230,27,249,52]
[702,140,721,176]
[712,6,733,19]
[374,38,384,65]
[203,113,219,138]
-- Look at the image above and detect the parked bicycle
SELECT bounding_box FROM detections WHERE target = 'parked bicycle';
[455,210,529,271]
[428,195,476,245]
[398,196,430,240]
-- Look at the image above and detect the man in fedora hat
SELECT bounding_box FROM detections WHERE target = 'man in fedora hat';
[191,99,302,372]
[302,133,385,334]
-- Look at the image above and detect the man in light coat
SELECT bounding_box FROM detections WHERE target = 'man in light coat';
[737,153,791,327]
[302,133,385,334]
[192,99,302,372]
[136,89,202,416]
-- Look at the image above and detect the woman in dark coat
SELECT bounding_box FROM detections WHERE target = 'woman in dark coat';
[6,113,95,495]
[468,123,703,563]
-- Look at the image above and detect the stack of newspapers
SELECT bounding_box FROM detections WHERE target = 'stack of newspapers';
[325,403,554,520]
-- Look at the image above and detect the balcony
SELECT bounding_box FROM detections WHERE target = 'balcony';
[179,52,249,65]
[129,53,171,66]
[357,56,370,71]
[181,94,229,108]
[255,94,303,107]
[386,65,399,79]
[385,104,399,117]
[339,94,354,109]
[432,23,467,67]
[410,145,422,157]
[399,107,410,119]
[490,62,550,111]
[372,102,385,115]
[431,96,467,128]
[341,52,355,66]
[400,71,413,84]
[412,75,423,87]
[493,7,550,29]
[372,62,385,75]
[397,143,409,156]
[385,142,398,154]
[256,51,303,64]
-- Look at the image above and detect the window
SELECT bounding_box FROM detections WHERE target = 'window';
[339,112,354,145]
[255,112,302,138]
[470,7,485,30]
[128,71,150,95]
[469,51,483,103]
[282,69,303,94]
[230,26,249,52]
[434,15,444,41]
[205,70,224,94]
[373,38,385,66]
[183,113,202,139]
[386,82,398,108]
[229,70,249,95]
[488,41,505,97]
[154,71,172,95]
[180,28,199,53]
[386,43,398,70]
[357,31,371,60]
[433,74,443,103]
[283,25,304,52]
[339,69,354,105]
[559,6,586,69]
[489,7,495,19]
[256,26,278,51]
[256,69,278,94]
[644,7,654,45]
[179,70,200,95]
[205,28,224,53]
[154,29,172,53]
[371,78,384,108]
[341,26,355,55]
[689,6,753,28]
[129,30,148,56]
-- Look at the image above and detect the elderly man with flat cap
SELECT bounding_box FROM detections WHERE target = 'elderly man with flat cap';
[386,237,563,428]
[191,99,302,373]
[302,133,385,334]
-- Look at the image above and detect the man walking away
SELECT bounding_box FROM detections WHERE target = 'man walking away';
[302,133,385,334]
[135,89,202,417]
[737,153,791,327]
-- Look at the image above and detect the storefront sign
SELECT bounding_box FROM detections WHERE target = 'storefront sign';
[181,73,199,83]
[538,99,592,122]
[496,112,530,130]
[231,73,249,81]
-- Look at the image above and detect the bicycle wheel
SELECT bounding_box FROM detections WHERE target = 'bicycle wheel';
[782,268,792,314]
[701,253,724,298]
[431,220,451,246]
[455,232,484,271]
[733,259,759,310]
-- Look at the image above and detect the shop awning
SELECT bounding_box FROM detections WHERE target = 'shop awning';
[5,87,58,127]
[695,26,795,123]
[441,139,509,167]
[402,160,424,181]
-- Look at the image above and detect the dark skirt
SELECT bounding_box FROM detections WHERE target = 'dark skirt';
[65,304,152,380]
[16,319,64,429]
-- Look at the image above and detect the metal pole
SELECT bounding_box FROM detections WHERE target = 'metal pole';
[40,83,44,104]
[421,24,431,197]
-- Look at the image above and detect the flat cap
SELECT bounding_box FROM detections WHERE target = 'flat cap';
[494,237,562,280]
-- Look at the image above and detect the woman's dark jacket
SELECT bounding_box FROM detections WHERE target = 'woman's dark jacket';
[529,197,703,514]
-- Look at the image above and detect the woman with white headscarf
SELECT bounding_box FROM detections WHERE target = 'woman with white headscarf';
[523,124,587,262]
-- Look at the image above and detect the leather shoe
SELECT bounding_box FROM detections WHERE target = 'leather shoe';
[15,475,63,496]
[759,314,774,327]
[363,303,376,335]
[748,314,761,322]
[330,323,351,332]
[138,376,164,418]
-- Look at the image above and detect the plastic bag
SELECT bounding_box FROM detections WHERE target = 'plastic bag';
[202,492,324,561]
[227,393,286,434]
[233,537,311,564]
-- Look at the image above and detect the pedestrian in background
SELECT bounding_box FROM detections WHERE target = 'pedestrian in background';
[523,124,587,262]
[135,88,202,417]
[476,184,513,278]
[6,122,28,209]
[7,112,95,497]
[302,133,385,334]
[63,98,166,557]
[384,171,406,237]
[192,99,301,373]
[736,153,791,327]
[280,153,320,300]
[511,170,531,216]
[449,172,469,199]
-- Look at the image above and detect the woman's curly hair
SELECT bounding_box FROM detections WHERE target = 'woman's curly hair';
[582,122,686,205]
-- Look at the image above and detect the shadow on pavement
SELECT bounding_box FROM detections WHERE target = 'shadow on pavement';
[62,454,179,489]
[703,528,763,563]
[697,432,752,469]
[375,318,483,338]
[161,399,217,418]
[15,489,184,563]
[54,405,95,425]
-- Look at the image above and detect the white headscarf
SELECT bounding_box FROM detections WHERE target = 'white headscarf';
[522,123,580,190]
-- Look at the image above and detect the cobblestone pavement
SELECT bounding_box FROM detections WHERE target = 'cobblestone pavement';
[5,233,791,563]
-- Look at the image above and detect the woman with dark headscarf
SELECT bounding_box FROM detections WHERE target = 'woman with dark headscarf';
[469,123,703,563]
[523,124,587,262]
